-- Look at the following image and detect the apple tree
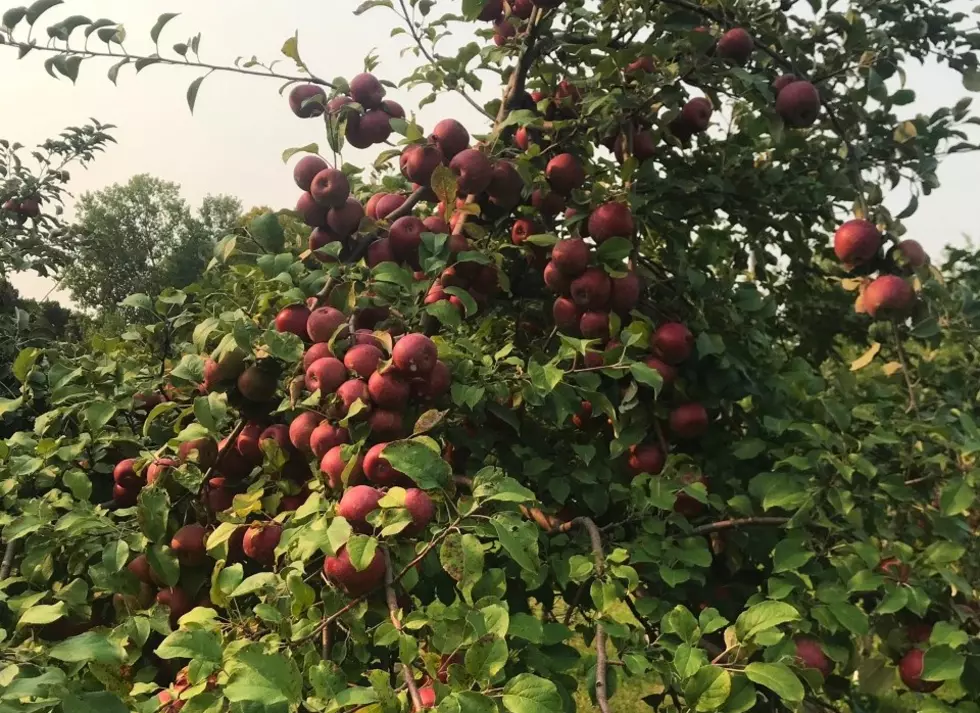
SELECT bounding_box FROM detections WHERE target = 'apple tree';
[1,1,980,712]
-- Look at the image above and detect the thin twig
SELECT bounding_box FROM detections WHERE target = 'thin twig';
[385,549,423,713]
[892,320,919,415]
[563,578,591,626]
[198,419,248,495]
[690,516,789,535]
[321,620,332,660]
[0,42,334,88]
[624,594,657,642]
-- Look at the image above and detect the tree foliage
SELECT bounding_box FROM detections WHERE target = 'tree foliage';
[0,120,116,275]
[1,1,980,713]
[60,175,242,312]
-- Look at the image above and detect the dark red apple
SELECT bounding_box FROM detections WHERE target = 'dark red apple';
[863,275,914,318]
[651,322,694,364]
[293,155,329,191]
[349,72,385,109]
[289,84,327,118]
[669,403,709,439]
[776,81,821,128]
[834,219,881,267]
[588,202,634,243]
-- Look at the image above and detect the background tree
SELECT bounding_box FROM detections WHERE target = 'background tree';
[0,120,115,275]
[0,2,979,713]
[61,174,241,312]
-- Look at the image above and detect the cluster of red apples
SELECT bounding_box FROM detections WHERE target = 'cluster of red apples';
[112,302,450,628]
[833,218,927,317]
[1,195,41,221]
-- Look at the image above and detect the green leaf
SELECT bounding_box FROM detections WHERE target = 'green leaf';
[230,573,280,598]
[828,602,868,635]
[630,362,663,393]
[771,537,813,574]
[59,692,129,713]
[437,692,497,713]
[684,665,732,711]
[596,236,632,264]
[921,645,965,681]
[224,648,303,705]
[490,516,539,573]
[18,601,67,627]
[502,674,562,713]
[663,605,700,644]
[186,74,206,114]
[250,212,286,253]
[156,628,222,663]
[12,347,39,383]
[150,12,179,44]
[381,439,451,489]
[326,687,379,712]
[440,533,484,603]
[674,643,708,680]
[138,486,170,542]
[875,585,908,614]
[465,637,508,682]
[2,7,27,29]
[472,470,536,503]
[963,69,980,92]
[939,478,973,516]
[119,292,153,311]
[147,544,180,587]
[346,534,378,572]
[744,663,803,702]
[734,601,799,641]
[49,631,126,663]
[25,0,62,25]
[83,400,116,433]
[102,540,129,573]
[923,541,965,564]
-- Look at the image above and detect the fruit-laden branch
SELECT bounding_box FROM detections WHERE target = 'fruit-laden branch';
[197,419,249,496]
[574,517,611,713]
[0,41,336,88]
[384,548,424,713]
[0,540,16,580]
[654,0,794,72]
[297,514,464,646]
[455,7,545,238]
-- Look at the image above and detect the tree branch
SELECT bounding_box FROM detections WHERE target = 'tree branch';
[573,517,610,713]
[0,540,16,580]
[385,548,423,713]
[690,516,789,536]
[0,42,335,88]
[892,319,919,415]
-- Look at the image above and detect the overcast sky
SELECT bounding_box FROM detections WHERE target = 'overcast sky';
[4,0,978,306]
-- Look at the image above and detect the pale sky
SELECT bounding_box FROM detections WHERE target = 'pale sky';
[4,1,978,306]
